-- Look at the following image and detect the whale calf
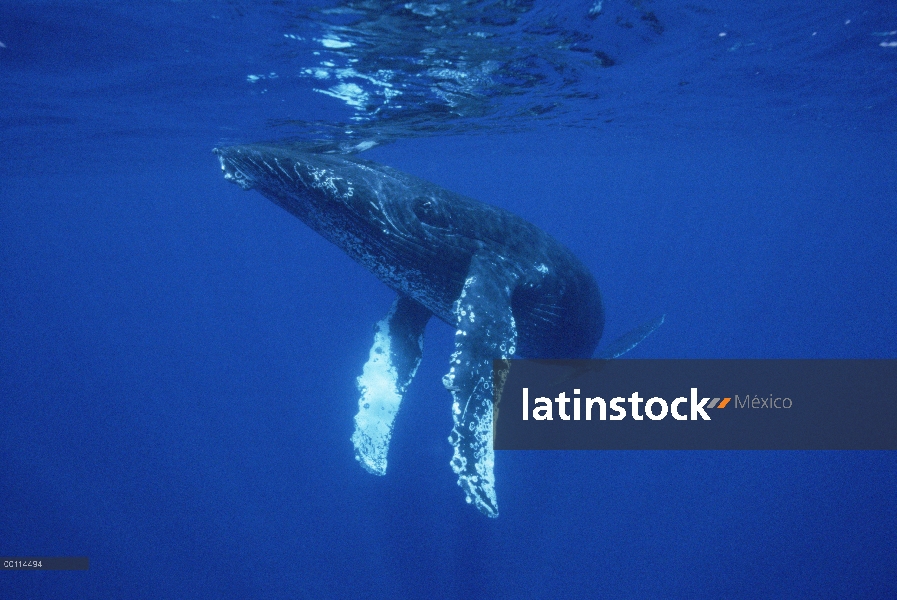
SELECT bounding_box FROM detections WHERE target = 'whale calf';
[214,143,660,517]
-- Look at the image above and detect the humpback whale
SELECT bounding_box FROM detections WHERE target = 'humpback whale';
[214,143,661,517]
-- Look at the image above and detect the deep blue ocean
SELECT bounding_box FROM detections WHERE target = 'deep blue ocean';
[2,0,896,597]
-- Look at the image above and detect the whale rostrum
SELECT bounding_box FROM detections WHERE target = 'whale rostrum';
[214,143,661,517]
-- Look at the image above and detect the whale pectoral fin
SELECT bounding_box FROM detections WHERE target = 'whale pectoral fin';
[443,254,517,518]
[352,295,431,475]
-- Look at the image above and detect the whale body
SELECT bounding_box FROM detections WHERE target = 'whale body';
[214,143,648,517]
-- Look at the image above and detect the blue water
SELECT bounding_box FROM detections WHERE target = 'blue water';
[2,1,895,597]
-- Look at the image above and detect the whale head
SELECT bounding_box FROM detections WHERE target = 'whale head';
[214,143,475,313]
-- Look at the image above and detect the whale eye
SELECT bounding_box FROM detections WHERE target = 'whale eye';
[413,197,451,229]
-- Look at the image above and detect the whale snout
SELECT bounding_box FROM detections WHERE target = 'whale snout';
[214,147,256,191]
[215,144,363,204]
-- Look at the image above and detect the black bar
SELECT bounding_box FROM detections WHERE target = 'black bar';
[1,557,89,571]
[493,359,897,450]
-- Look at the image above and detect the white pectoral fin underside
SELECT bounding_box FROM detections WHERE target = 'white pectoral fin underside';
[443,253,517,518]
[352,295,431,475]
